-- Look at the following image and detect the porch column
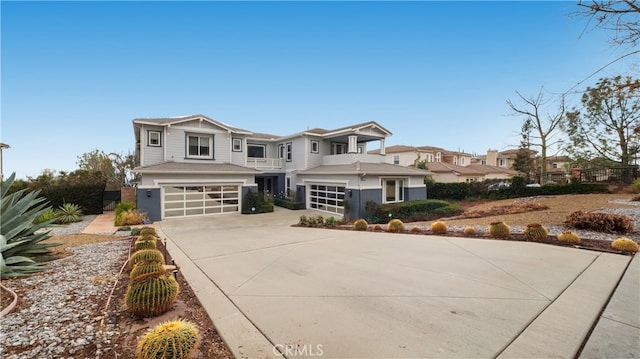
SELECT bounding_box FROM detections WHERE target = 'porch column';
[348,135,358,153]
[380,139,386,155]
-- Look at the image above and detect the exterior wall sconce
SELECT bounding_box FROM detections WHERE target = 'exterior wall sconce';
[146,189,152,198]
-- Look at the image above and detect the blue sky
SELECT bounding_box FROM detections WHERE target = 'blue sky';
[1,1,634,179]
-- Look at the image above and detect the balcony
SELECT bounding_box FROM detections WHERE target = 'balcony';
[246,158,282,170]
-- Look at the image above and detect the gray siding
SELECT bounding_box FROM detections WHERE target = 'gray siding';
[405,186,427,201]
[164,127,229,163]
[141,125,165,166]
[307,137,324,169]
[347,188,381,221]
[137,188,162,222]
[230,136,246,166]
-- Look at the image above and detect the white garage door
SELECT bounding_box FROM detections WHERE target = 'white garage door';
[163,185,240,218]
[308,184,345,214]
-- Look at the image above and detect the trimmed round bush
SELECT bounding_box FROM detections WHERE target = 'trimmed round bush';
[524,223,549,241]
[136,319,200,359]
[463,226,476,236]
[430,221,447,235]
[354,219,368,231]
[387,219,404,233]
[557,231,581,244]
[489,221,510,238]
[611,237,639,253]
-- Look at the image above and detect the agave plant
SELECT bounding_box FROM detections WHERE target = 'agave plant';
[55,203,83,224]
[1,173,61,277]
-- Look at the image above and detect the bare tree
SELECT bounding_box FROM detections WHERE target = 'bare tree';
[507,89,566,183]
[576,0,640,47]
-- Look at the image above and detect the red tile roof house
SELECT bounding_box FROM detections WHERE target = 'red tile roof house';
[132,115,429,221]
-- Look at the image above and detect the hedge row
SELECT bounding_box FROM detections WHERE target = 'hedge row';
[274,198,306,210]
[373,199,463,223]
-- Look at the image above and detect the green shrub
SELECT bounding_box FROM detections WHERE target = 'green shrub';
[115,209,146,226]
[1,173,61,277]
[115,202,136,217]
[118,225,132,231]
[274,198,306,210]
[325,216,337,228]
[131,227,142,236]
[34,208,57,224]
[523,223,548,241]
[387,219,405,233]
[611,237,639,253]
[298,215,309,226]
[376,200,462,222]
[55,203,83,224]
[259,203,274,213]
[354,218,368,231]
[136,319,200,359]
[242,188,262,214]
[565,211,633,233]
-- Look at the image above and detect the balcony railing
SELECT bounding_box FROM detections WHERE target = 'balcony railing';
[322,153,384,165]
[246,157,282,170]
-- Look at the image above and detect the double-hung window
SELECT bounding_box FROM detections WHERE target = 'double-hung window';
[187,134,213,159]
[383,179,404,203]
[148,131,161,147]
[286,142,292,162]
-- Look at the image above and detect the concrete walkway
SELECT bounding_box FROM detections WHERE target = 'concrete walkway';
[144,208,639,358]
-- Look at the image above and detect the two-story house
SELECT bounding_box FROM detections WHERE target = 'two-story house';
[132,114,429,221]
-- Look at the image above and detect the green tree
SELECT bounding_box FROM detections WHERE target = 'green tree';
[512,118,537,182]
[507,89,565,183]
[564,76,640,166]
[77,149,135,190]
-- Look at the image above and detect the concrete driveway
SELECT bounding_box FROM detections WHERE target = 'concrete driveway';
[157,208,636,359]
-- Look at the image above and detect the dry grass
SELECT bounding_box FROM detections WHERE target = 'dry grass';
[42,234,129,258]
[418,193,637,227]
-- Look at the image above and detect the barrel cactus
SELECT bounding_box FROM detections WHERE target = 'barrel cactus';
[373,224,382,231]
[140,227,158,237]
[136,319,200,359]
[611,237,639,253]
[354,218,368,231]
[524,223,548,241]
[138,234,157,242]
[129,249,164,269]
[125,273,179,317]
[387,219,405,233]
[557,231,581,244]
[463,226,476,236]
[130,262,166,280]
[430,221,447,234]
[488,221,510,238]
[410,226,422,233]
[135,239,157,251]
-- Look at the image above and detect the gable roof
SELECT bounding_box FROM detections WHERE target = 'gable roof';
[466,164,518,175]
[133,114,252,135]
[133,161,262,174]
[298,161,430,176]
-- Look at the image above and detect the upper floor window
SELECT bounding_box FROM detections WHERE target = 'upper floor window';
[286,142,292,162]
[435,152,441,162]
[278,144,285,159]
[248,144,266,158]
[232,138,242,152]
[187,134,213,159]
[461,157,466,165]
[453,156,458,165]
[148,131,161,147]
[393,155,400,165]
[499,159,506,167]
[332,143,346,155]
[311,140,319,153]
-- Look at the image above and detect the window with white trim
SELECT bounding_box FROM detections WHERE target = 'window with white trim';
[286,142,292,162]
[332,143,346,155]
[393,155,400,165]
[311,140,319,153]
[248,144,266,158]
[383,179,404,203]
[278,144,285,159]
[148,131,161,147]
[499,159,506,167]
[286,177,291,197]
[232,138,242,152]
[187,134,213,159]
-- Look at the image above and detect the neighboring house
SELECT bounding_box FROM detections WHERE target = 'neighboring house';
[427,162,485,183]
[368,145,443,167]
[543,155,572,183]
[132,114,429,221]
[474,149,522,169]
